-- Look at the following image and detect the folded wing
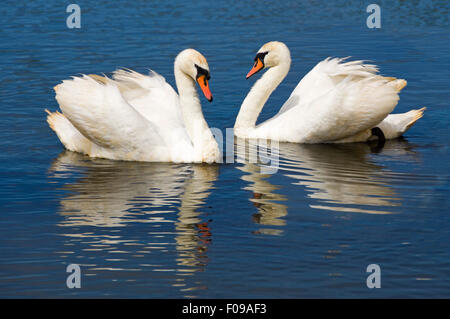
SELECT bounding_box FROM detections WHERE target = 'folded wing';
[265,58,403,142]
[54,75,169,161]
[112,69,189,147]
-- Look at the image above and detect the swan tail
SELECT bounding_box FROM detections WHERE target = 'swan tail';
[404,107,426,130]
[377,107,426,139]
[46,109,92,153]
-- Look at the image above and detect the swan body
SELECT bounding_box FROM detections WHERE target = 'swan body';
[235,41,425,143]
[47,49,220,163]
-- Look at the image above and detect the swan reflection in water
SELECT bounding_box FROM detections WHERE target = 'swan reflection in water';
[235,139,287,236]
[49,151,218,296]
[49,138,419,294]
[235,138,420,223]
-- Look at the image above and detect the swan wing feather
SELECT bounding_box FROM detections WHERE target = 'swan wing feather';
[55,75,168,160]
[112,69,192,148]
[260,73,399,142]
[278,57,379,115]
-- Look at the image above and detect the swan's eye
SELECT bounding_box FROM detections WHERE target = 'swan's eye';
[254,51,269,64]
[195,64,210,81]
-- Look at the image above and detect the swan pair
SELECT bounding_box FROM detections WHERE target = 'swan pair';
[47,41,425,163]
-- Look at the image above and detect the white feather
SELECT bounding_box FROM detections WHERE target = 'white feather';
[47,50,220,163]
[235,42,425,143]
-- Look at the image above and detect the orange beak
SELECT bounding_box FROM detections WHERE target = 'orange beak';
[246,58,264,79]
[197,75,213,102]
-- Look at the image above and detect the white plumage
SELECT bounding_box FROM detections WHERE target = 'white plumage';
[47,49,220,163]
[235,41,425,143]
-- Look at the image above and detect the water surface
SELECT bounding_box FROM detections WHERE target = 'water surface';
[0,0,449,298]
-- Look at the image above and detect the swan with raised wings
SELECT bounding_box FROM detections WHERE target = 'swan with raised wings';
[46,49,220,163]
[234,41,425,143]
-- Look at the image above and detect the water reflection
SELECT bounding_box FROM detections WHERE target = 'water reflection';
[236,140,287,236]
[48,138,419,295]
[236,138,419,219]
[49,151,218,297]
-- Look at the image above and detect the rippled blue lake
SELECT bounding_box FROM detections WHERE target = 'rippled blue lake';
[0,0,449,298]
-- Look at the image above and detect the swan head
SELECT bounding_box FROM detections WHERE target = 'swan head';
[246,41,291,79]
[175,49,213,102]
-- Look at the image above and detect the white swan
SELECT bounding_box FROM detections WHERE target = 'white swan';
[234,41,425,143]
[46,49,221,163]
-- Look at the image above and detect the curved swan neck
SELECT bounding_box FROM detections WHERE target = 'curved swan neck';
[174,66,219,162]
[234,60,291,134]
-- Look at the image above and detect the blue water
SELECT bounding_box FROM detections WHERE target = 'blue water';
[1,0,449,298]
